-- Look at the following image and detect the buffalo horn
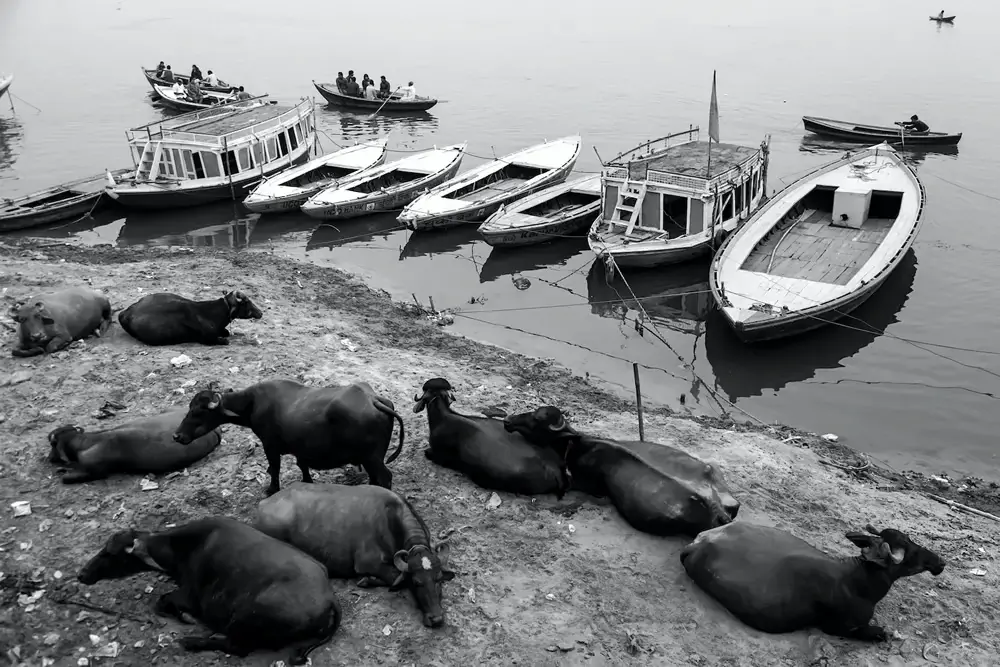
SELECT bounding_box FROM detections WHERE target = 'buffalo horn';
[548,414,566,431]
[865,524,880,536]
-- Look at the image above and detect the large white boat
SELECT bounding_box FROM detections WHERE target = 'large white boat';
[587,127,769,270]
[107,96,316,209]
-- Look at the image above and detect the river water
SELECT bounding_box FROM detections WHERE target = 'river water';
[2,0,998,477]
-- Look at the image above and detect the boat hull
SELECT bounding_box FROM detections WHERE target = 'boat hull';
[0,74,12,101]
[0,169,130,232]
[312,81,438,112]
[929,15,955,22]
[802,116,962,146]
[142,67,234,94]
[481,210,598,247]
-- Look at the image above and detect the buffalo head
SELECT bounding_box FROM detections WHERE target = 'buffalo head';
[413,378,455,413]
[391,541,455,628]
[78,530,159,585]
[503,406,576,453]
[10,301,55,343]
[174,389,228,445]
[846,525,945,578]
[48,425,85,464]
[223,290,263,321]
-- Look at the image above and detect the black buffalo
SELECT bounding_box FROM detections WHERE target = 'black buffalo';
[78,517,341,664]
[680,522,945,640]
[9,287,112,357]
[48,408,221,483]
[118,290,262,346]
[174,379,405,495]
[413,378,568,497]
[255,482,455,628]
[504,406,739,536]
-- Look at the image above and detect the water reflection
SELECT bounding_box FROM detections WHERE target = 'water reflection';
[318,108,439,146]
[704,248,918,400]
[247,213,317,247]
[586,260,713,330]
[798,135,960,165]
[479,237,587,284]
[0,116,23,173]
[115,201,255,247]
[399,225,480,260]
[306,212,402,250]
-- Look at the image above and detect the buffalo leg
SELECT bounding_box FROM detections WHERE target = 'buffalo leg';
[11,345,45,358]
[298,461,314,484]
[819,621,886,642]
[362,460,392,489]
[61,469,104,484]
[154,589,199,624]
[265,449,282,496]
[178,634,251,657]
[44,336,71,353]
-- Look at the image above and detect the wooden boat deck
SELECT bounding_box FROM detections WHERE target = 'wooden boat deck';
[596,226,670,243]
[454,177,529,202]
[164,104,293,136]
[740,209,894,286]
[628,141,758,180]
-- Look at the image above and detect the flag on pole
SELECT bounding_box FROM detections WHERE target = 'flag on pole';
[708,70,720,143]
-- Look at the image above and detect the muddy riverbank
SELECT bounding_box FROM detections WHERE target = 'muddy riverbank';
[1,239,998,667]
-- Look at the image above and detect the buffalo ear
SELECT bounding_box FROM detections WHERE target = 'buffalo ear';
[413,394,427,413]
[889,547,905,564]
[388,571,407,591]
[206,392,223,410]
[8,303,20,321]
[124,538,140,554]
[435,541,451,566]
[865,524,881,536]
[845,532,875,549]
[393,549,410,573]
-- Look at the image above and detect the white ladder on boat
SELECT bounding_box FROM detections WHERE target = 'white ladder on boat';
[136,142,162,181]
[613,180,647,236]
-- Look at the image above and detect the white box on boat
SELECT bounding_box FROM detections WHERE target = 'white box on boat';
[832,185,871,229]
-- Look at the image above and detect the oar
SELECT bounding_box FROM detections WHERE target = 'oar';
[367,86,401,119]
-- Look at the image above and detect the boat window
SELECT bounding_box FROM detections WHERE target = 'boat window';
[734,182,746,216]
[252,142,264,165]
[222,150,240,176]
[200,151,221,178]
[661,194,689,239]
[171,149,185,178]
[238,147,253,170]
[160,151,175,178]
[277,132,289,157]
[288,128,299,151]
[191,152,206,179]
[266,136,277,160]
[182,150,195,176]
[722,192,735,222]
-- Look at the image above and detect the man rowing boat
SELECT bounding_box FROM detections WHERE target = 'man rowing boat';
[896,114,930,134]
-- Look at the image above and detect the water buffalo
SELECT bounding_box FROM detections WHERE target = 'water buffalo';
[255,482,455,628]
[503,406,739,536]
[118,290,262,346]
[47,408,221,483]
[78,517,341,664]
[413,378,568,498]
[8,286,112,357]
[679,522,945,640]
[173,379,405,495]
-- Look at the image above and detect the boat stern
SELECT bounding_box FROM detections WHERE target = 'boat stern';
[397,195,466,231]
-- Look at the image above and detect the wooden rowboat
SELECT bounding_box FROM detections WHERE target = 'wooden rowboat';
[802,116,962,146]
[478,174,601,247]
[151,84,246,112]
[141,66,236,94]
[301,143,466,219]
[0,169,131,232]
[710,142,925,342]
[312,81,439,113]
[929,15,955,22]
[398,136,581,231]
[243,137,389,213]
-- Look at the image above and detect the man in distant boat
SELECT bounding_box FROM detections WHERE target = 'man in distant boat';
[346,76,362,97]
[897,114,930,134]
[190,64,203,82]
[937,10,946,19]
[364,78,378,101]
[400,81,416,101]
[172,80,186,97]
[379,75,391,99]
[161,65,175,83]
[155,61,166,77]
[204,70,220,87]
[236,86,252,101]
[335,71,347,93]
[186,77,204,104]
[362,73,373,90]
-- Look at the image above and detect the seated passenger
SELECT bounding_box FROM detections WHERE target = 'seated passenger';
[172,80,185,96]
[335,71,347,92]
[346,76,362,97]
[379,75,391,98]
[364,80,378,100]
[161,65,175,83]
[204,70,220,87]
[186,78,203,103]
[236,85,252,101]
[155,61,166,77]
[400,81,416,100]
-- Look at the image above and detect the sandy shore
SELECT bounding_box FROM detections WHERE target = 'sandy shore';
[1,239,998,667]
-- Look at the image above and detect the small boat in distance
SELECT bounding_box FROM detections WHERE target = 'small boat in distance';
[929,14,955,23]
[0,73,12,102]
[0,169,132,232]
[312,81,438,113]
[301,143,466,220]
[108,96,316,209]
[802,116,962,146]
[243,137,389,213]
[478,174,601,247]
[398,136,581,232]
[141,66,236,94]
[710,142,925,342]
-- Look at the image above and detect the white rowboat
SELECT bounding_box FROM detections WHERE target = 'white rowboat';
[478,174,601,247]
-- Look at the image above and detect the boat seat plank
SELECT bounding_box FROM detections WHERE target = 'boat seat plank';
[455,177,529,202]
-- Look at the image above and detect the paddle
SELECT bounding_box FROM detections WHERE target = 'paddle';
[367,86,402,119]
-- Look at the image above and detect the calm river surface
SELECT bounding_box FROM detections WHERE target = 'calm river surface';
[2,0,998,476]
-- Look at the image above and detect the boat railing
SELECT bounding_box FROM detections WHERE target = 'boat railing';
[606,127,700,166]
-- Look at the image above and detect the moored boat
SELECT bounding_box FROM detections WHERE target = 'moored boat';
[301,143,466,219]
[398,136,581,232]
[478,174,601,247]
[152,84,245,112]
[0,73,12,102]
[142,66,236,94]
[802,116,962,146]
[710,142,925,342]
[0,169,132,232]
[107,96,316,209]
[929,14,955,22]
[312,81,438,113]
[243,137,389,213]
[588,127,769,270]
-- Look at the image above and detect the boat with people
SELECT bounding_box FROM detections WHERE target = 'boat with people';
[301,143,466,220]
[312,81,438,113]
[709,142,925,343]
[0,73,12,102]
[243,137,389,213]
[398,136,581,232]
[141,65,235,94]
[151,84,247,112]
[929,14,955,22]
[478,174,602,247]
[802,116,962,146]
[0,169,132,231]
[587,127,769,270]
[106,96,316,209]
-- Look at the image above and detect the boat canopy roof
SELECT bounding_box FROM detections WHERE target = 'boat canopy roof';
[628,141,760,181]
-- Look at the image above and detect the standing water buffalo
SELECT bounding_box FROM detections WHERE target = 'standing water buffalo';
[173,379,405,495]
[47,409,221,483]
[78,517,341,664]
[503,406,739,536]
[679,522,945,640]
[413,378,568,498]
[255,482,455,628]
[118,290,262,346]
[8,286,112,357]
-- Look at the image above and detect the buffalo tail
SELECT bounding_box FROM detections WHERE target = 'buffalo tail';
[289,596,342,666]
[374,399,406,464]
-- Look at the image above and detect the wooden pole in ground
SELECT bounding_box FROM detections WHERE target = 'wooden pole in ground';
[633,363,645,441]
[223,136,236,201]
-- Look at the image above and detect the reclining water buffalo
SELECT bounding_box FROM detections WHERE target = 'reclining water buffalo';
[255,482,455,628]
[47,409,221,483]
[8,286,112,357]
[503,406,739,536]
[679,522,945,640]
[118,290,262,346]
[78,517,341,664]
[413,378,568,498]
[174,379,405,495]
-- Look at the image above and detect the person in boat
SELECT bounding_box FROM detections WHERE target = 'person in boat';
[938,10,945,18]
[364,78,378,100]
[346,76,362,97]
[186,77,204,104]
[155,61,166,77]
[379,75,391,99]
[161,65,174,83]
[362,74,373,90]
[204,70,220,87]
[235,85,252,101]
[898,114,930,133]
[400,81,416,101]
[347,69,355,83]
[190,64,203,81]
[335,71,347,93]
[171,80,186,97]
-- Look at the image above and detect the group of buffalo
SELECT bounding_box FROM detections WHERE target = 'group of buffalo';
[8,285,946,664]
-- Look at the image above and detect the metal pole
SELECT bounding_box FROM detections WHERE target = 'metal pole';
[633,363,645,441]
[223,136,236,201]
